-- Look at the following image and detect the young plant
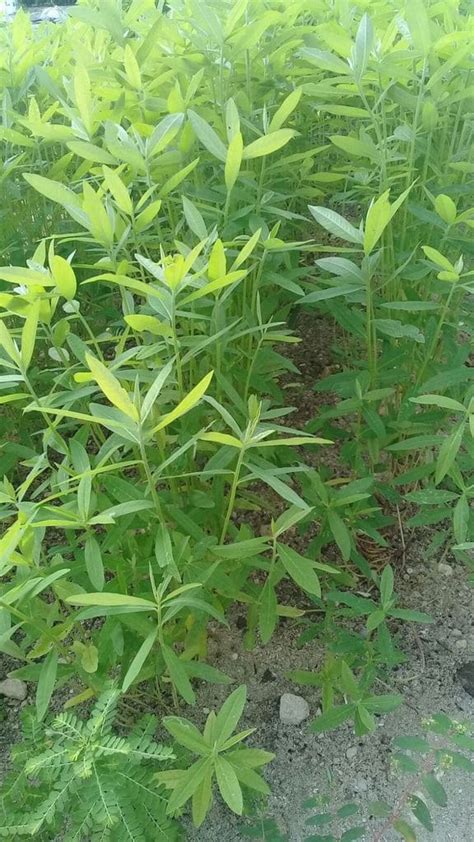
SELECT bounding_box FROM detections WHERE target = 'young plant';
[157,685,274,827]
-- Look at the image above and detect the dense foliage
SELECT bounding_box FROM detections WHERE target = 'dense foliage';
[0,0,472,837]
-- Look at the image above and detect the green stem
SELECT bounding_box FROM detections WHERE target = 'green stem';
[414,281,457,389]
[220,448,245,543]
[365,274,377,388]
[140,436,165,524]
[400,59,427,252]
[77,311,103,358]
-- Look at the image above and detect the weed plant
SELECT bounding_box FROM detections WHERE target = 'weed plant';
[0,0,472,836]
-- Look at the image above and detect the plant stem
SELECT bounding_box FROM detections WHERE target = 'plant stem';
[139,436,165,524]
[220,448,245,543]
[414,281,457,389]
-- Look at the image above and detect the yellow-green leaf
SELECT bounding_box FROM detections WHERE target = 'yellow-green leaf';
[23,173,81,209]
[200,432,242,448]
[231,229,261,270]
[124,314,173,336]
[66,592,155,608]
[102,165,133,215]
[434,193,457,225]
[21,300,40,370]
[269,88,302,132]
[153,371,213,433]
[253,435,331,448]
[0,320,21,366]
[67,140,116,164]
[50,255,77,300]
[0,266,54,287]
[159,158,199,198]
[135,199,162,232]
[208,239,226,281]
[124,44,142,89]
[243,129,297,160]
[225,131,243,192]
[422,246,455,272]
[85,352,139,421]
[78,642,99,673]
[74,64,92,136]
[182,271,246,304]
[82,182,114,248]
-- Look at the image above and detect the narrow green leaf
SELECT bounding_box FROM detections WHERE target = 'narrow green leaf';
[393,818,417,841]
[122,628,157,692]
[215,756,243,815]
[153,371,213,432]
[327,510,351,560]
[423,773,448,807]
[84,534,104,591]
[85,353,138,421]
[410,795,433,832]
[352,13,373,80]
[162,643,195,705]
[243,129,297,159]
[310,704,356,733]
[66,592,155,609]
[188,110,227,161]
[278,543,321,596]
[182,196,208,240]
[36,650,58,722]
[380,565,394,607]
[259,580,278,644]
[308,206,363,244]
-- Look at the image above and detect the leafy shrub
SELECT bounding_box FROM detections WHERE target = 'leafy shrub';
[0,0,472,835]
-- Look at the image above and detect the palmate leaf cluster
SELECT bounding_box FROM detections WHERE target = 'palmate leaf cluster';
[0,689,180,841]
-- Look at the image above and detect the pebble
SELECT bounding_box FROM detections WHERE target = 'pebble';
[346,746,358,760]
[0,678,27,701]
[438,563,453,576]
[455,639,467,651]
[279,693,310,725]
[457,661,474,697]
[353,775,368,793]
[452,629,463,638]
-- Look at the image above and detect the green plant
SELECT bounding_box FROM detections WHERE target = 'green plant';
[287,565,433,736]
[0,687,180,840]
[157,685,274,827]
[0,0,473,836]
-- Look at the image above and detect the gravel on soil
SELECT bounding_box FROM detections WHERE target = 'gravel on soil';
[182,547,474,842]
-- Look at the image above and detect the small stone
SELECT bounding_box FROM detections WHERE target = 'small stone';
[346,746,358,760]
[438,563,453,576]
[279,693,310,725]
[0,678,27,701]
[457,661,474,697]
[231,653,238,660]
[455,639,467,651]
[452,629,463,638]
[353,775,368,793]
[202,707,210,715]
